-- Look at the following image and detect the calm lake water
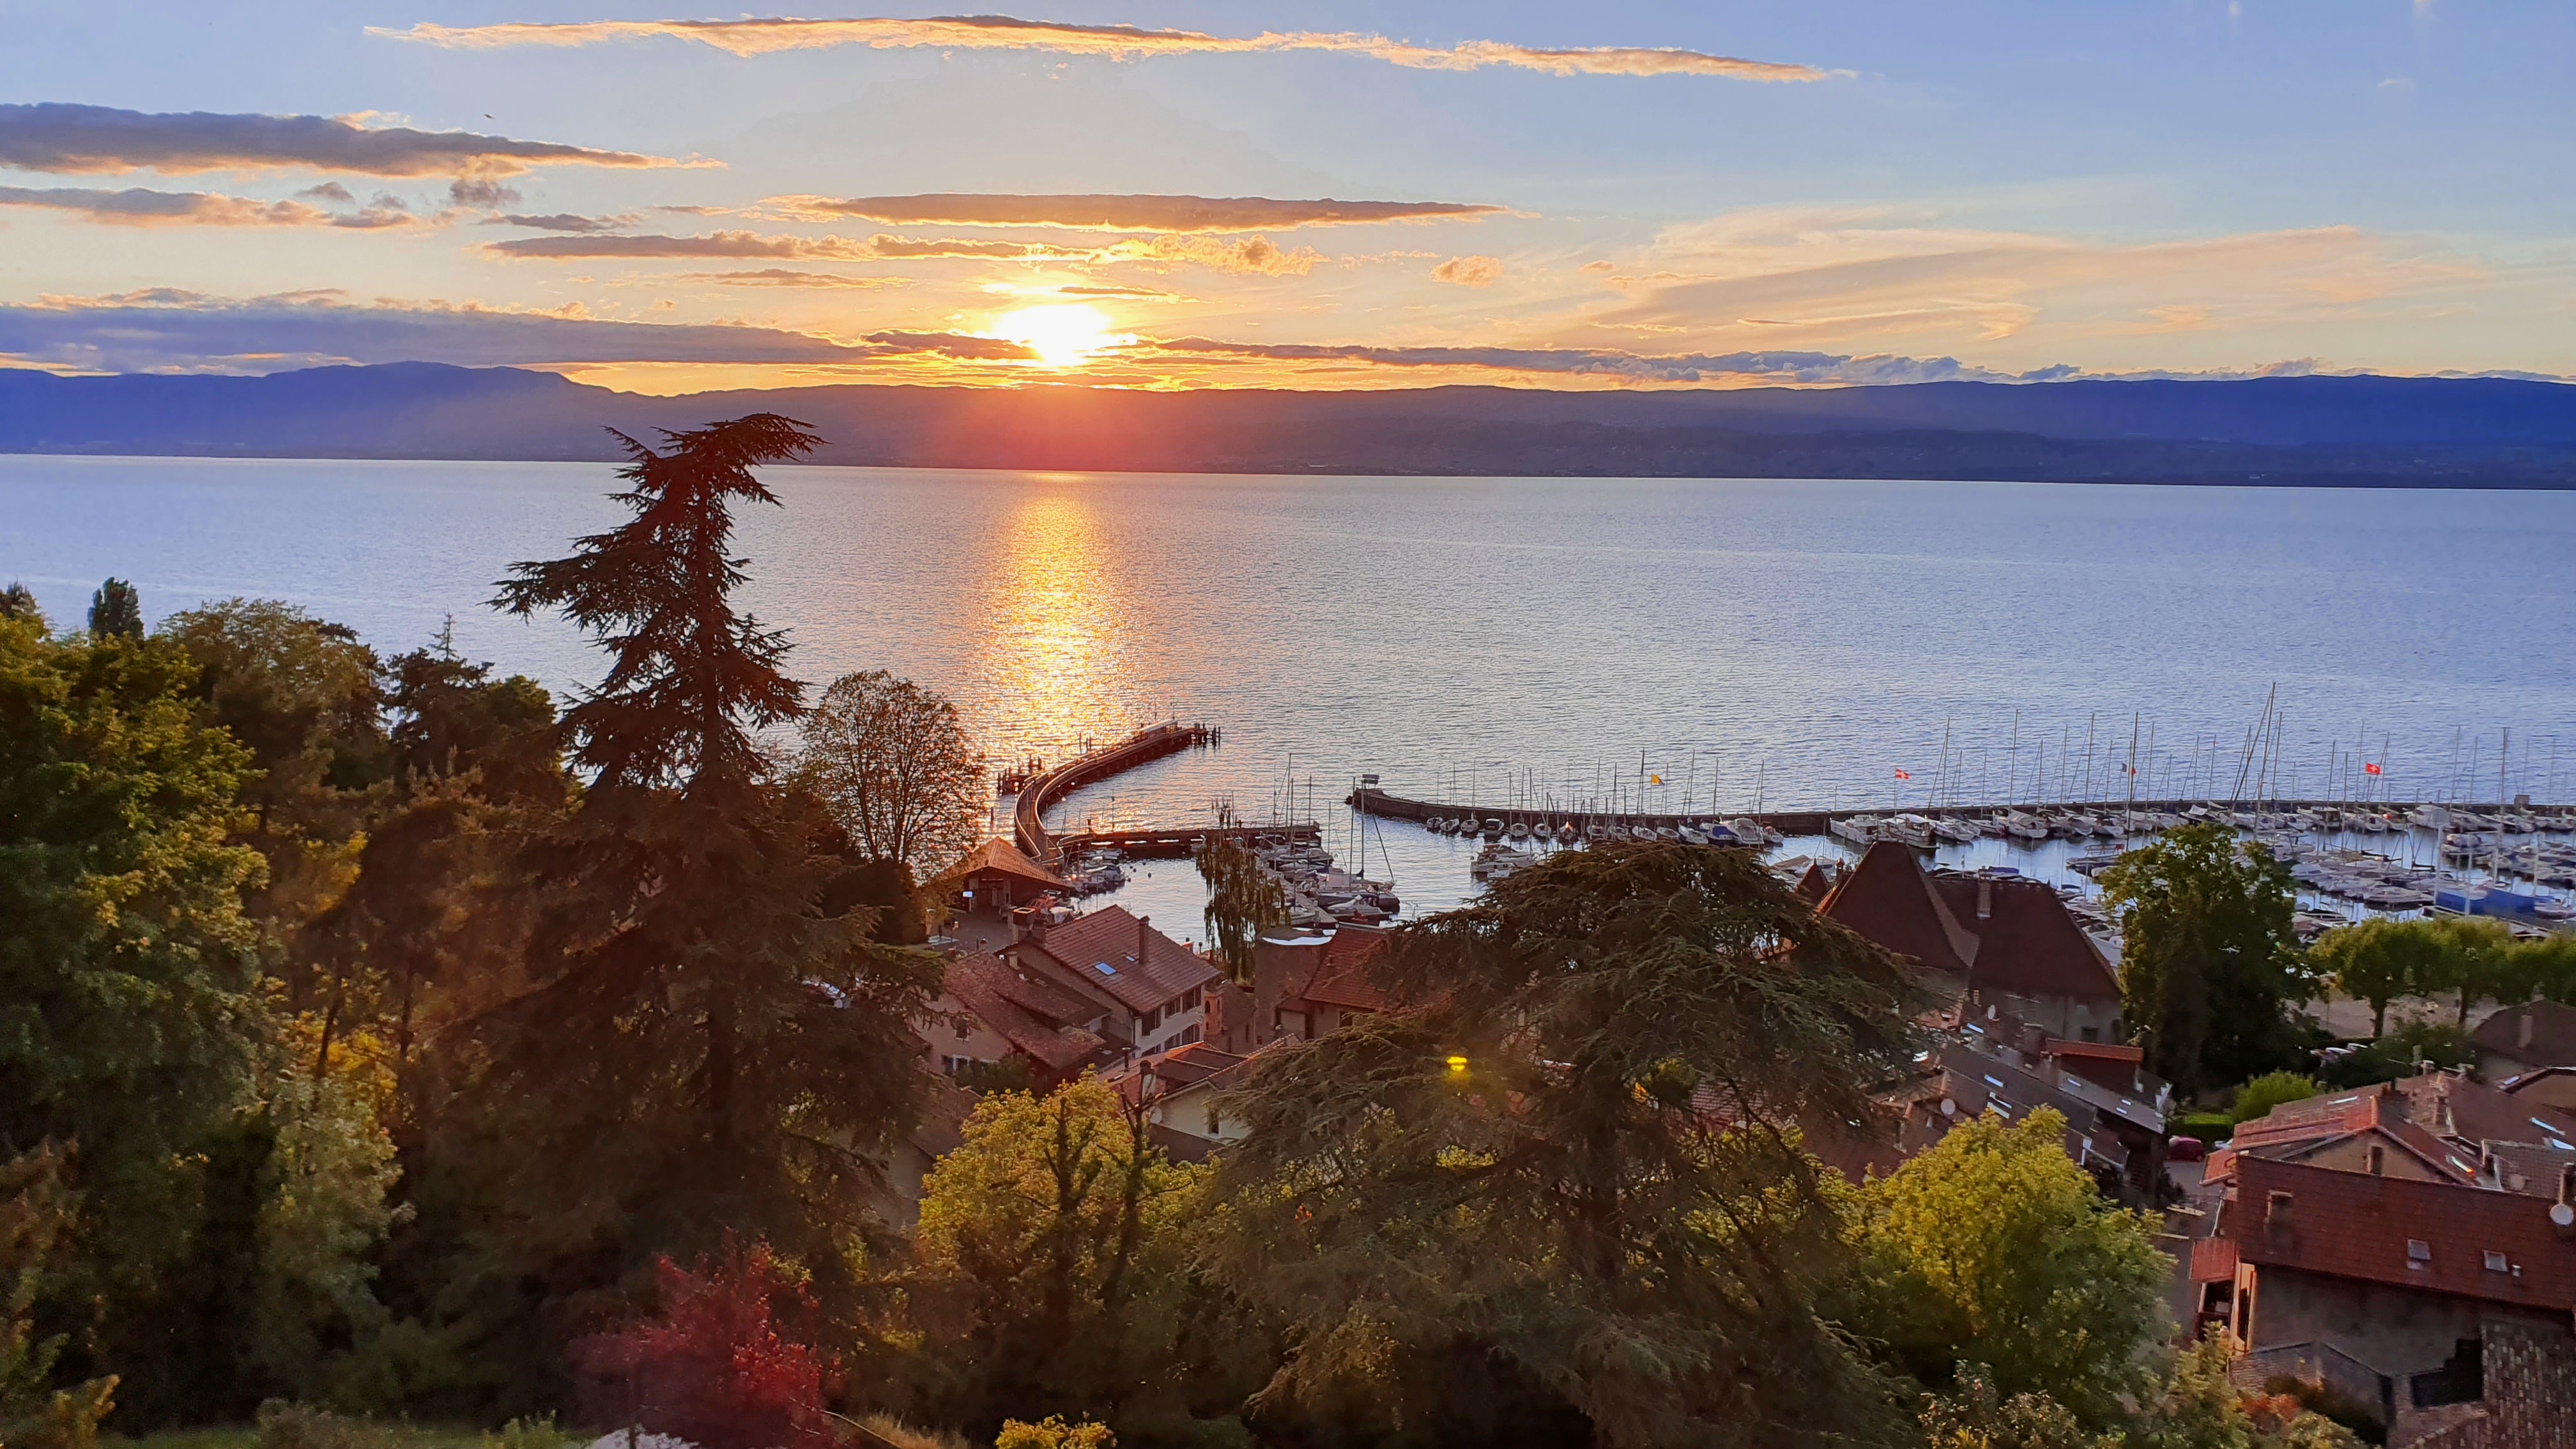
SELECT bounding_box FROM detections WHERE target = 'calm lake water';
[8,455,2574,928]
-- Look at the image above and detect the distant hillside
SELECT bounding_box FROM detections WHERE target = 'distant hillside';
[4,364,2573,486]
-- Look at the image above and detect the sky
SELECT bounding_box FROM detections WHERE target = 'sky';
[2,1,2572,393]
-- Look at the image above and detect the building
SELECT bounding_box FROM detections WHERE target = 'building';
[1866,1012,2170,1193]
[1108,1040,1273,1154]
[930,837,1072,951]
[924,950,1121,1086]
[2472,999,2576,1080]
[1817,842,2124,1041]
[2205,1154,2576,1438]
[2207,1073,2576,1196]
[1004,904,1221,1061]
[2498,1065,2576,1116]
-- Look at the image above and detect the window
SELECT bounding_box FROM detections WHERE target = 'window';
[2407,1239,2432,1268]
[954,1018,972,1040]
[1181,986,1202,1011]
[1206,1103,1222,1135]
[1141,1006,1163,1033]
[2079,1026,2100,1042]
[2483,1250,2510,1273]
[1179,1024,1200,1046]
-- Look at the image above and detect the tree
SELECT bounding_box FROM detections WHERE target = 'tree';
[914,1077,1206,1423]
[0,584,40,627]
[86,579,142,641]
[446,414,939,1346]
[1918,1368,2114,1449]
[2131,1335,2359,1449]
[571,1237,841,1449]
[2511,933,2576,1005]
[2099,826,2305,1099]
[1195,804,1285,988]
[384,623,563,806]
[2228,1072,2317,1124]
[795,670,986,880]
[2309,921,2452,1039]
[1846,1108,2170,1429]
[0,620,270,1356]
[1206,843,1928,1448]
[2417,916,2513,1025]
[2,1146,119,1449]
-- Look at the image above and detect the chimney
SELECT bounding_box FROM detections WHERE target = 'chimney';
[2522,1011,2536,1051]
[2369,1144,2386,1176]
[2556,1169,2576,1237]
[1977,878,1993,921]
[1137,912,1151,968]
[2266,1190,2294,1239]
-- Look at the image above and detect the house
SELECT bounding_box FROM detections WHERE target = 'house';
[1108,1040,1271,1153]
[930,837,1072,951]
[1873,1015,2170,1193]
[2497,1064,2576,1116]
[1206,924,1395,1053]
[1004,905,1221,1062]
[2207,1155,2576,1436]
[924,951,1122,1086]
[2207,1073,2576,1194]
[1817,843,2124,1041]
[2471,999,2576,1080]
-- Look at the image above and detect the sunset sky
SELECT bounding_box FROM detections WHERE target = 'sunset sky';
[3,2,2572,393]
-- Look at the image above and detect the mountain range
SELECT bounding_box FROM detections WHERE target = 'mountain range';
[5,364,2574,486]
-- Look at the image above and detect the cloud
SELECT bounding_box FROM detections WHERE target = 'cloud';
[487,211,642,233]
[0,183,418,228]
[481,227,1323,273]
[675,268,910,288]
[374,16,1830,81]
[448,176,522,208]
[0,288,888,372]
[0,102,691,178]
[1431,254,1505,286]
[770,192,1505,231]
[298,181,355,203]
[1578,259,1616,275]
[1144,336,2023,385]
[860,330,1038,360]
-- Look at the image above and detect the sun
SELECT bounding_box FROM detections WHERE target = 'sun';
[991,303,1130,368]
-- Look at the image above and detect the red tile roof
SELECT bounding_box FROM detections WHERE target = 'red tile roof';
[2474,999,2576,1071]
[1298,926,1393,1013]
[2228,1156,2576,1312]
[2205,1082,2476,1186]
[946,952,1111,1073]
[1024,905,1218,1015]
[1818,843,2119,1004]
[935,836,1070,893]
[2394,1070,2576,1149]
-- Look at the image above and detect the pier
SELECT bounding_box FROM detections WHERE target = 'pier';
[1011,721,1219,864]
[1346,786,2554,841]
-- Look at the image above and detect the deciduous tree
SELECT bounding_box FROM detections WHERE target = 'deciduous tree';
[2100,826,2305,1098]
[795,670,986,880]
[1207,843,1927,1448]
[2309,919,2446,1038]
[1844,1108,2170,1428]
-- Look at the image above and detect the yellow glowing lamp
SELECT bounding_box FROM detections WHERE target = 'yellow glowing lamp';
[1445,1055,1469,1075]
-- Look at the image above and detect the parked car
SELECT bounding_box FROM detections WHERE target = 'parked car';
[2167,1137,2205,1163]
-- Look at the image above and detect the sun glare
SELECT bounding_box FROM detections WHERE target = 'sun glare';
[992,303,1128,367]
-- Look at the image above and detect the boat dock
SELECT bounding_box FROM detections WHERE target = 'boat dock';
[1052,822,1323,861]
[1011,721,1220,864]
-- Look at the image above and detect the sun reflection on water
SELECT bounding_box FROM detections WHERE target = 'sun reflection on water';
[969,487,1144,795]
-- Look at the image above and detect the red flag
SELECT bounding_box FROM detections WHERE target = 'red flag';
[1894,769,1911,781]
[2364,762,2382,776]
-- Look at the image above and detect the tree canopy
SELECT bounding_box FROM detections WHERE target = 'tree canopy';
[1207,843,1928,1448]
[795,669,988,879]
[2099,825,2306,1098]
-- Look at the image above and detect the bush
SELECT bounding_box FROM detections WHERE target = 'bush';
[2170,1112,2234,1143]
[993,1420,1114,1449]
[855,1415,972,1449]
[479,1417,573,1449]
[571,1238,842,1449]
[2317,1018,2471,1089]
[2231,1072,2320,1124]
[254,1401,393,1449]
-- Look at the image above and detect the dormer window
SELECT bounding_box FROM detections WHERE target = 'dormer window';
[2407,1239,2432,1268]
[2483,1250,2509,1273]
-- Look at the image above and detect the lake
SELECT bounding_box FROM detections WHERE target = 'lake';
[7,455,2573,930]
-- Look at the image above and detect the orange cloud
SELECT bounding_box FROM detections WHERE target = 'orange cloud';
[1431,255,1505,286]
[0,184,418,228]
[770,192,1505,232]
[484,228,1323,274]
[0,102,688,178]
[374,15,1830,81]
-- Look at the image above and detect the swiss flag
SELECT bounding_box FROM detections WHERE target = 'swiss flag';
[2364,762,2382,776]
[1894,769,1912,781]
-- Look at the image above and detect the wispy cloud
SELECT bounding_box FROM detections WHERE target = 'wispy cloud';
[482,228,1323,274]
[372,16,1829,80]
[0,102,690,178]
[486,211,642,233]
[675,268,910,288]
[770,193,1505,231]
[0,288,880,372]
[1142,337,2025,385]
[0,184,418,228]
[1430,255,1505,286]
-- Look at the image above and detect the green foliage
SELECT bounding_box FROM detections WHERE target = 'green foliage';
[246,1071,404,1403]
[2129,1336,2361,1449]
[951,1059,1039,1097]
[0,621,272,1351]
[0,583,43,628]
[1208,843,1929,1448]
[916,1078,1208,1422]
[1918,1368,2115,1449]
[474,1416,569,1449]
[993,1418,1114,1449]
[383,627,562,807]
[252,1400,395,1449]
[1846,1109,2170,1428]
[4,1146,119,1449]
[88,580,143,641]
[2100,827,2306,1098]
[2229,1073,2318,1125]
[1193,806,1284,990]
[2413,917,2513,1025]
[795,670,986,880]
[2169,1113,2234,1144]
[2317,1017,2470,1089]
[2308,921,2449,1038]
